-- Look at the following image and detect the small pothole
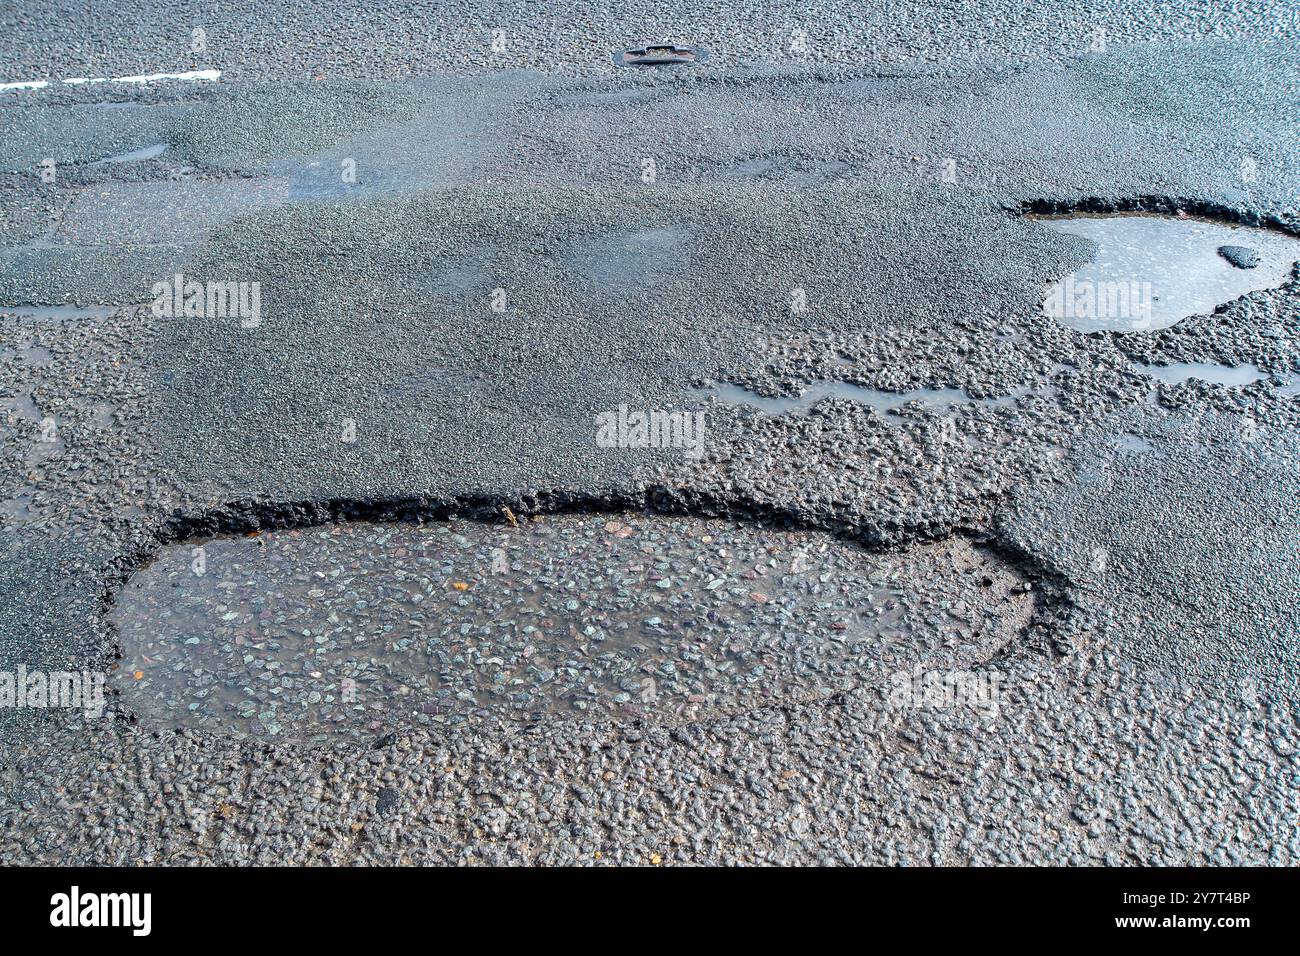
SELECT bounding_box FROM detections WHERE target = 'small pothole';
[1034,213,1300,332]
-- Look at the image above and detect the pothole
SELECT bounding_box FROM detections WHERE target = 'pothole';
[110,512,1034,742]
[1034,213,1300,332]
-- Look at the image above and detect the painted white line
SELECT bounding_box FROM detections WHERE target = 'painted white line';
[102,69,222,85]
[1,69,221,92]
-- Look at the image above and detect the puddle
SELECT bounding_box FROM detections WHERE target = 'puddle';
[111,513,1032,741]
[1,392,41,422]
[1113,433,1155,454]
[87,401,117,429]
[2,306,118,322]
[720,158,849,184]
[0,495,34,525]
[0,342,52,366]
[1036,214,1300,332]
[558,89,657,107]
[266,96,491,203]
[724,159,777,179]
[97,143,168,164]
[696,380,1044,417]
[284,159,441,201]
[1134,361,1266,387]
[405,248,497,298]
[788,160,850,185]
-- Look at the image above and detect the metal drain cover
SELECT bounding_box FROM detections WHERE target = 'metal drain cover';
[613,43,708,68]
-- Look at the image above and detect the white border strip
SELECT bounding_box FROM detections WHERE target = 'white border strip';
[1,69,221,92]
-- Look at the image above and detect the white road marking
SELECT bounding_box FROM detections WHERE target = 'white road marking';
[1,69,221,92]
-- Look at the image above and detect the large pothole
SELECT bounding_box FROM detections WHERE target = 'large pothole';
[110,512,1035,742]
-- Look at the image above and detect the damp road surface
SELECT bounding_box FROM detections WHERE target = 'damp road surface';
[1,5,1298,866]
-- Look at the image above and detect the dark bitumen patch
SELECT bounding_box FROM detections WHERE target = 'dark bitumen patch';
[375,786,399,815]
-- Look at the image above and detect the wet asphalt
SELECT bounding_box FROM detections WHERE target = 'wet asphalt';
[0,6,1298,864]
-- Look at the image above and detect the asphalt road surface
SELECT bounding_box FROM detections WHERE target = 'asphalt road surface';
[0,3,1297,864]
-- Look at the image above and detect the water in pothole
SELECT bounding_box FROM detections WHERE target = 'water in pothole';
[1036,214,1300,332]
[97,143,167,164]
[3,306,118,322]
[1113,433,1155,454]
[111,513,1033,741]
[696,380,1045,416]
[1133,361,1267,387]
